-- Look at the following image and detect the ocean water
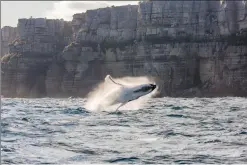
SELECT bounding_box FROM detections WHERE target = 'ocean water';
[1,97,247,164]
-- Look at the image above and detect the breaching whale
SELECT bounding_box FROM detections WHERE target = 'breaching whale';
[104,75,156,111]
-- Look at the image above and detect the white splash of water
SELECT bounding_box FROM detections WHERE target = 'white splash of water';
[84,75,159,112]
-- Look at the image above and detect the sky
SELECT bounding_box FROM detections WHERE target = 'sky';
[1,1,139,28]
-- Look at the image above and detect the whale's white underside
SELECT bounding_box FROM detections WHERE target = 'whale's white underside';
[104,75,156,110]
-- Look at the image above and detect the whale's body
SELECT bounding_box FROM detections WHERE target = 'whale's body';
[104,75,156,110]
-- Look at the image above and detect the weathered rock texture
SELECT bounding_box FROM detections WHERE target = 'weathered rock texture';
[1,1,247,97]
[1,18,72,97]
[1,26,18,57]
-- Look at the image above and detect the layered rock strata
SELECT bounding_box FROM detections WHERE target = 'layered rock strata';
[1,26,18,57]
[1,1,247,97]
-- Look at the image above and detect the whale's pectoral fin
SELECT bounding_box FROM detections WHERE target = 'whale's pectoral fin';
[105,75,124,86]
[115,102,127,111]
[115,99,133,111]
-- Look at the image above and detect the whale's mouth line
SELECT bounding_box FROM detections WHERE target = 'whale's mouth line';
[133,84,157,93]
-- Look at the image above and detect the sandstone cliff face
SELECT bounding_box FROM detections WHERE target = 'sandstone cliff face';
[1,18,72,97]
[1,1,247,97]
[1,26,18,57]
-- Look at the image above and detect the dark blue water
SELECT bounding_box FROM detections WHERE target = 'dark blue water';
[1,97,247,164]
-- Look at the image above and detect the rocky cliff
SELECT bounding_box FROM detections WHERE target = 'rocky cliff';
[1,26,18,57]
[1,1,247,98]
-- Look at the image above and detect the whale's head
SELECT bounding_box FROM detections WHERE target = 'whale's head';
[149,84,157,91]
[132,83,156,97]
